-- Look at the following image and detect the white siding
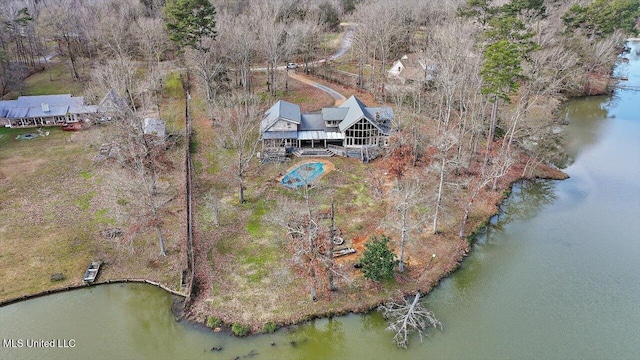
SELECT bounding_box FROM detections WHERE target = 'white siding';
[268,119,297,132]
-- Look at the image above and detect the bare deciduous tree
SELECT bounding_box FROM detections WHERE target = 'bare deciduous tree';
[38,0,90,80]
[253,2,299,95]
[218,12,257,94]
[268,186,347,300]
[459,150,515,239]
[378,292,443,349]
[388,178,428,273]
[432,132,458,234]
[91,57,174,257]
[213,93,262,204]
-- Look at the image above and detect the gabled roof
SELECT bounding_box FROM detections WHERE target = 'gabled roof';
[15,94,79,107]
[99,89,128,114]
[299,113,325,131]
[322,107,348,121]
[337,96,393,135]
[0,94,96,119]
[26,105,69,118]
[261,100,301,132]
[6,107,30,119]
[337,96,368,132]
[260,96,394,140]
[389,53,436,82]
[0,100,17,117]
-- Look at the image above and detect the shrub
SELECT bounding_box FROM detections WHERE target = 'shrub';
[262,322,277,333]
[206,316,221,329]
[232,323,250,337]
[357,235,397,282]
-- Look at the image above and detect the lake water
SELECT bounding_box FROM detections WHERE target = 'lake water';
[1,41,639,360]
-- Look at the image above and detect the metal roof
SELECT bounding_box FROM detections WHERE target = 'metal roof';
[16,94,81,107]
[27,105,69,118]
[70,105,98,114]
[337,96,368,132]
[0,94,96,119]
[321,107,348,121]
[299,113,325,131]
[0,100,18,117]
[6,107,30,119]
[260,95,394,140]
[297,130,345,140]
[261,100,301,132]
[337,96,393,135]
[143,118,166,137]
[99,89,129,114]
[261,131,298,139]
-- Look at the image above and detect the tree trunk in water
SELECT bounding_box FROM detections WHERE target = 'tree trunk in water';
[404,292,421,328]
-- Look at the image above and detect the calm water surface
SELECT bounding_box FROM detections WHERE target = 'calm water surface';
[1,41,639,360]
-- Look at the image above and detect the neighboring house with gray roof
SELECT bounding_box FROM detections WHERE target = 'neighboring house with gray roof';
[260,95,393,155]
[388,53,437,85]
[0,94,98,128]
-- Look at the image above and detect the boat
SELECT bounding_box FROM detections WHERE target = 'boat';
[83,261,101,284]
[62,122,82,131]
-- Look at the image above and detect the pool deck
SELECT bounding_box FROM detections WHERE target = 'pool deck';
[279,159,336,187]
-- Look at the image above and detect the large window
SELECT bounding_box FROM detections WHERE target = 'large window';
[344,118,380,147]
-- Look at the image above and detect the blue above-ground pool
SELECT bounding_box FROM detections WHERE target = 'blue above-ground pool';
[281,162,325,189]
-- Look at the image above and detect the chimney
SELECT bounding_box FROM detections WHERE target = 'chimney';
[375,111,380,123]
[41,103,50,112]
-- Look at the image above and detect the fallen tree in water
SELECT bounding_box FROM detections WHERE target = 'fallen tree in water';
[378,292,443,349]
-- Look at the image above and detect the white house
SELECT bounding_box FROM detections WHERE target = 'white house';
[388,53,437,84]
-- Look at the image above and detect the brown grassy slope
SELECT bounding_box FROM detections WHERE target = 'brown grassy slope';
[0,76,187,302]
[0,127,185,300]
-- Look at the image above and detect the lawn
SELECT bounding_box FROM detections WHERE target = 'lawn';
[0,72,188,302]
[22,63,85,96]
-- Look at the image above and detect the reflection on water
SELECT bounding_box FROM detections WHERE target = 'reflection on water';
[558,96,609,167]
[487,180,558,234]
[288,318,346,360]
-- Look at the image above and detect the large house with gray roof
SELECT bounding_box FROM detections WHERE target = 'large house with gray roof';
[260,96,393,157]
[0,94,98,128]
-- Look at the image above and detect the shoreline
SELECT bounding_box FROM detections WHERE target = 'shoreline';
[0,278,186,308]
[0,163,568,334]
[189,162,569,334]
